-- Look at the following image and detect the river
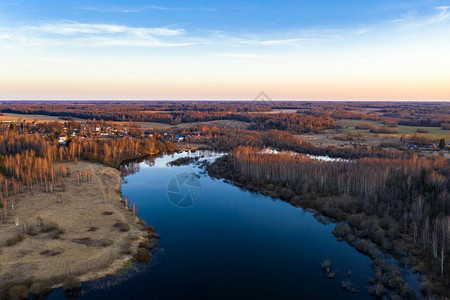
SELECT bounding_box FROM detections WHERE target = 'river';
[48,151,420,299]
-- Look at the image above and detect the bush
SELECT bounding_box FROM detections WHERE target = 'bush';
[87,226,98,232]
[97,239,113,247]
[368,283,385,297]
[384,273,404,290]
[347,214,363,228]
[138,241,150,249]
[5,234,24,246]
[113,222,130,232]
[40,249,63,256]
[321,260,331,273]
[134,248,151,263]
[63,276,82,298]
[333,222,352,239]
[8,285,28,300]
[41,221,60,233]
[355,239,374,255]
[30,279,53,297]
[26,225,39,236]
[370,126,397,134]
[400,283,417,299]
[50,231,61,239]
[41,221,65,238]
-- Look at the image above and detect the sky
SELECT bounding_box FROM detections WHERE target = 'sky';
[0,0,449,100]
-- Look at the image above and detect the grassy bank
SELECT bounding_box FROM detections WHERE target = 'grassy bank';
[0,161,158,299]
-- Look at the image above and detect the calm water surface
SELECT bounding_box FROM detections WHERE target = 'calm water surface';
[48,151,418,299]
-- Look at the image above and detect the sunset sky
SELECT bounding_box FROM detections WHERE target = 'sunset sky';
[0,0,449,100]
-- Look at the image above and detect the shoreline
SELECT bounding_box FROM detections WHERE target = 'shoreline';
[0,161,158,298]
[207,155,429,299]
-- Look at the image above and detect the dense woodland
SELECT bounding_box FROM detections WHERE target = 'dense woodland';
[209,147,449,298]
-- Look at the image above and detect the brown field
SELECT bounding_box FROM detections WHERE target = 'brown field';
[0,161,149,286]
[296,131,400,149]
[0,113,84,122]
[248,109,298,114]
[120,119,249,131]
[0,112,248,130]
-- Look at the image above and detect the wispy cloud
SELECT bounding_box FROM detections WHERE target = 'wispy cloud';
[216,53,280,59]
[76,5,216,13]
[388,6,450,27]
[434,6,450,24]
[29,22,184,37]
[237,38,307,46]
[77,5,169,13]
[0,22,193,48]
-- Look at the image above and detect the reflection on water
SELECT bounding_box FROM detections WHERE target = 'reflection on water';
[47,151,420,300]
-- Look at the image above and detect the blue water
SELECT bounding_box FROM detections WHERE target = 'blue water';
[49,151,381,299]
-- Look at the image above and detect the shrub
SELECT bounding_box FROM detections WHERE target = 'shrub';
[333,222,351,239]
[347,214,363,228]
[71,237,95,246]
[97,239,113,247]
[370,126,397,134]
[8,285,28,300]
[50,231,61,239]
[113,222,130,232]
[30,279,53,297]
[134,248,151,263]
[368,283,385,297]
[0,282,10,300]
[416,128,429,133]
[372,230,385,244]
[138,241,150,249]
[400,283,417,299]
[87,226,98,232]
[379,218,390,230]
[41,221,60,233]
[321,260,331,273]
[345,233,357,245]
[40,249,63,256]
[41,222,65,238]
[5,234,24,246]
[384,273,404,290]
[355,239,374,255]
[63,276,82,298]
[26,225,39,236]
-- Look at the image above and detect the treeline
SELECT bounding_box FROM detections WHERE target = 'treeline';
[332,102,450,128]
[0,130,176,168]
[1,107,335,133]
[208,147,449,297]
[0,130,176,216]
[247,113,335,133]
[204,127,412,160]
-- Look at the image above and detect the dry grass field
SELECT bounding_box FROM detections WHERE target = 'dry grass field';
[339,119,450,140]
[120,119,249,131]
[0,161,150,287]
[0,113,84,122]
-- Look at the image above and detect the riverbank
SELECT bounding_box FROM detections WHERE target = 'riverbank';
[207,155,437,299]
[0,161,158,298]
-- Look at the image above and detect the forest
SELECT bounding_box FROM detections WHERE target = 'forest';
[208,147,449,298]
